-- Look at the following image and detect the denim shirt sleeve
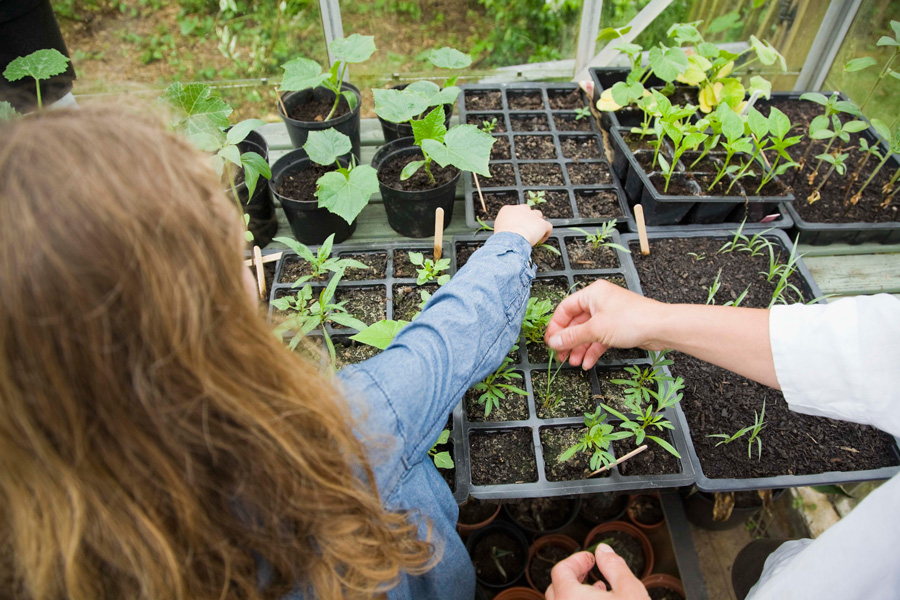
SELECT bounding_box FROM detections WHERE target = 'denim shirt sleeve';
[338,232,535,497]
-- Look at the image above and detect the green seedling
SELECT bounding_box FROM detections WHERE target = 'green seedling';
[708,104,754,191]
[850,122,900,206]
[279,34,376,121]
[705,269,723,305]
[520,297,554,346]
[807,152,849,204]
[428,429,454,469]
[766,241,805,308]
[302,128,379,225]
[795,92,863,179]
[709,399,767,460]
[490,547,514,580]
[273,232,369,286]
[718,220,775,257]
[2,48,69,110]
[574,106,591,120]
[571,221,630,253]
[751,107,802,195]
[481,117,498,133]
[0,101,19,121]
[558,407,631,471]
[350,319,410,350]
[526,190,547,206]
[541,350,567,410]
[471,345,527,417]
[408,251,451,285]
[601,377,684,458]
[610,350,675,407]
[804,113,867,194]
[845,20,900,113]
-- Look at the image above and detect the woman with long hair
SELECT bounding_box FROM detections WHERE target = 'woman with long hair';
[0,105,552,599]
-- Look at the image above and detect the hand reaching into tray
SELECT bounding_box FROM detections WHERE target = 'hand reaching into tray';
[545,544,650,600]
[493,204,553,247]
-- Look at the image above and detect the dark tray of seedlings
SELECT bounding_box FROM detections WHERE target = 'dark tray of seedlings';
[267,236,471,504]
[621,227,900,492]
[453,228,696,500]
[458,83,630,230]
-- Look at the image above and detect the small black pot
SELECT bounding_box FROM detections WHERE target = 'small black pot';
[466,521,530,589]
[277,82,362,161]
[372,137,459,238]
[227,129,277,247]
[682,489,784,531]
[269,149,357,245]
[377,83,454,143]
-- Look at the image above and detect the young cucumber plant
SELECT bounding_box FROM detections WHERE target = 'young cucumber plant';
[428,429,454,469]
[470,345,527,417]
[708,398,766,460]
[273,232,369,286]
[408,251,451,285]
[2,48,70,110]
[279,34,376,120]
[558,407,632,471]
[302,128,379,224]
[571,221,630,253]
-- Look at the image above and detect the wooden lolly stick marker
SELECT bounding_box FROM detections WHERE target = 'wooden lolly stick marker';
[588,444,648,478]
[243,251,283,267]
[634,204,650,255]
[252,245,266,300]
[473,173,487,213]
[434,208,444,260]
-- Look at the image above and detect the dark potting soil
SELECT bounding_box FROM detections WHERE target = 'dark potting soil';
[467,114,507,132]
[508,91,545,110]
[515,135,557,159]
[333,340,380,369]
[482,163,517,188]
[469,428,538,485]
[533,239,565,271]
[278,256,330,284]
[458,498,499,525]
[540,426,601,481]
[520,163,565,187]
[465,380,529,422]
[276,162,333,202]
[474,191,517,221]
[392,249,438,278]
[649,172,695,196]
[692,172,743,198]
[511,114,551,132]
[287,94,351,122]
[331,287,385,328]
[594,370,633,413]
[624,133,658,153]
[636,151,673,173]
[392,284,438,321]
[471,532,526,586]
[589,530,645,579]
[631,237,900,478]
[533,369,594,419]
[617,438,681,476]
[548,88,585,110]
[531,276,570,305]
[629,494,663,526]
[338,252,387,280]
[561,137,602,160]
[533,190,574,219]
[530,543,574,592]
[681,152,721,174]
[455,241,483,270]
[378,153,459,192]
[565,238,619,269]
[465,91,503,111]
[575,190,621,219]
[506,497,578,532]
[580,493,627,523]
[573,274,627,291]
[492,136,512,160]
[739,175,789,198]
[554,114,593,131]
[568,162,614,186]
[649,588,685,600]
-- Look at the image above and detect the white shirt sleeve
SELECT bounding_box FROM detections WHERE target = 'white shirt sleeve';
[769,294,900,438]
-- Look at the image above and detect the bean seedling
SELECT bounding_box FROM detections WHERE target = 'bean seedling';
[428,429,454,469]
[526,190,547,206]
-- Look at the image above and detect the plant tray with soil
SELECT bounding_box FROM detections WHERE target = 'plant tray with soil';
[452,230,695,499]
[459,83,629,230]
[268,239,469,504]
[621,228,900,491]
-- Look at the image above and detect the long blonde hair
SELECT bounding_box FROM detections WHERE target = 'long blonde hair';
[0,106,433,600]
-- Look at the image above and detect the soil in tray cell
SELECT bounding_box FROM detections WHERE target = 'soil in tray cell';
[623,132,658,153]
[530,276,570,305]
[616,436,681,476]
[649,172,695,196]
[528,189,573,219]
[565,237,620,269]
[533,369,594,419]
[336,252,387,280]
[510,114,551,132]
[491,136,511,160]
[540,426,607,482]
[465,376,529,423]
[458,498,499,526]
[790,161,900,224]
[474,191,518,221]
[332,286,385,328]
[594,369,634,413]
[515,135,557,159]
[581,493,627,523]
[739,174,790,198]
[532,238,565,271]
[560,136,602,160]
[471,531,526,586]
[333,339,381,369]
[681,151,722,174]
[635,151,676,173]
[575,189,621,219]
[507,90,545,110]
[481,163,517,188]
[520,163,565,187]
[278,255,330,284]
[392,249,438,278]
[465,90,503,111]
[590,530,645,580]
[692,172,742,197]
[554,113,593,131]
[548,88,586,110]
[392,283,438,321]
[378,152,459,192]
[467,113,507,132]
[529,542,576,592]
[469,428,538,486]
[568,162,614,185]
[574,274,627,290]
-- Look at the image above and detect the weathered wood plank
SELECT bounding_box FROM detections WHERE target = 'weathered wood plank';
[798,243,900,257]
[804,254,900,296]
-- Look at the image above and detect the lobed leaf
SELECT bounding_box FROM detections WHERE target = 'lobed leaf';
[412,105,448,146]
[280,57,328,91]
[329,34,376,63]
[428,47,472,69]
[3,49,69,83]
[303,128,352,166]
[648,46,689,82]
[421,124,494,177]
[315,164,379,224]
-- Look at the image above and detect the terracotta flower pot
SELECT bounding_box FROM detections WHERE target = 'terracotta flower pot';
[626,493,665,532]
[641,573,685,598]
[493,587,545,600]
[583,520,654,581]
[526,534,580,592]
[456,498,502,536]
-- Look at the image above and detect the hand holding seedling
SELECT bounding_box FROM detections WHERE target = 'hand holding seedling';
[544,544,650,600]
[493,205,552,247]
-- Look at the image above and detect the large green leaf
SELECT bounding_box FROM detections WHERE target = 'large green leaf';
[226,118,264,145]
[3,49,69,83]
[749,36,786,70]
[350,319,410,349]
[421,124,495,177]
[667,21,703,45]
[719,105,744,143]
[610,80,644,106]
[406,80,457,107]
[280,57,328,91]
[240,151,271,198]
[315,164,379,224]
[428,47,471,69]
[373,88,430,123]
[768,107,791,139]
[411,106,448,146]
[329,34,376,63]
[303,128,352,166]
[747,107,769,138]
[160,82,232,142]
[648,46,688,82]
[706,11,741,34]
[432,452,454,469]
[748,76,772,100]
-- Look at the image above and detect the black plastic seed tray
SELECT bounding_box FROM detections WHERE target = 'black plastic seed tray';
[621,228,900,492]
[451,229,696,499]
[458,83,630,231]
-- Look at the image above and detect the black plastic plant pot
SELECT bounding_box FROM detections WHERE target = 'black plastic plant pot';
[682,488,786,531]
[458,82,629,230]
[453,229,695,500]
[269,149,357,245]
[466,521,530,589]
[621,228,900,492]
[227,128,277,247]
[372,136,459,238]
[378,83,454,143]
[277,82,362,161]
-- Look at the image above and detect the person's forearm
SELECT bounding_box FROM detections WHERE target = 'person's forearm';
[648,304,780,390]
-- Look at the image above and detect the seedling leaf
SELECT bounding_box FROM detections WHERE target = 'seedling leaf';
[329,34,376,63]
[421,124,495,177]
[373,88,431,124]
[315,164,379,224]
[280,57,329,91]
[3,48,69,83]
[412,105,448,146]
[845,56,877,72]
[303,128,352,165]
[239,152,271,198]
[161,82,233,141]
[351,319,410,349]
[428,47,472,69]
[648,46,689,82]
